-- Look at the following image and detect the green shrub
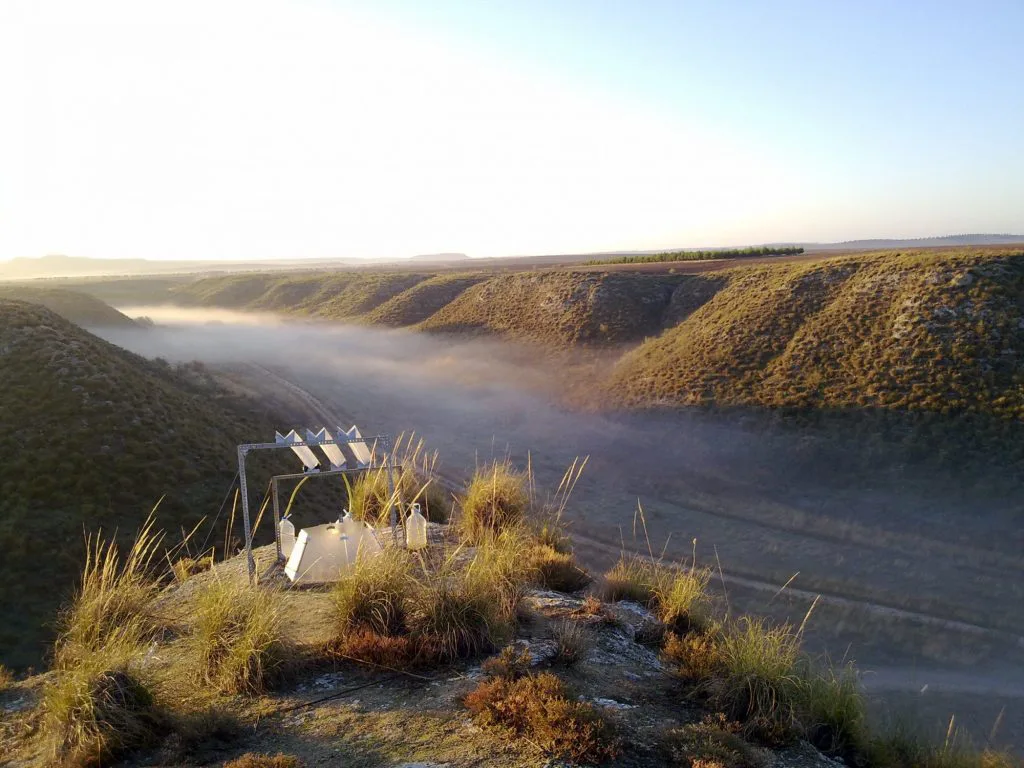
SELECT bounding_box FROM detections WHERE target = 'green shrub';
[704,618,803,745]
[799,661,867,759]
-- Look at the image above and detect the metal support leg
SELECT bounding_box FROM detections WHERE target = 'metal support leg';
[271,478,282,563]
[238,446,256,583]
[381,435,400,546]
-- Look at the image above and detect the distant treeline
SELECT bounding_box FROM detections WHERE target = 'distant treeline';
[586,246,804,265]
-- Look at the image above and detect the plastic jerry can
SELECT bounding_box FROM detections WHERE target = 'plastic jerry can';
[406,503,428,551]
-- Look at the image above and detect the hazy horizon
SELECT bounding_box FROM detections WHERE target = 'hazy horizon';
[2,0,1022,262]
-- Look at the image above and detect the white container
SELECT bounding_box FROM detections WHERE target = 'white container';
[406,502,428,551]
[279,517,296,560]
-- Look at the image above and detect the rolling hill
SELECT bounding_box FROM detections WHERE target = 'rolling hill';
[0,301,274,668]
[0,285,138,328]
[168,248,1024,475]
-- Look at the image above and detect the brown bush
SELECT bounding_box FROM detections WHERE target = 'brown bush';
[663,629,726,682]
[464,672,620,764]
[481,644,533,680]
[331,628,441,670]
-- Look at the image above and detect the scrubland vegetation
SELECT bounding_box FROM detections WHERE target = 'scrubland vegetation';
[0,301,275,668]
[1,454,1016,767]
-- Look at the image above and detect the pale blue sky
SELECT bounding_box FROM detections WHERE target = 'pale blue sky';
[0,0,1021,260]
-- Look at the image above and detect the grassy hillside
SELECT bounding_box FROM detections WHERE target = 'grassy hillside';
[172,271,437,319]
[0,285,138,327]
[0,301,273,668]
[365,273,488,326]
[605,250,1024,470]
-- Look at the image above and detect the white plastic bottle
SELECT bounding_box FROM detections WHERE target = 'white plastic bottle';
[406,502,428,551]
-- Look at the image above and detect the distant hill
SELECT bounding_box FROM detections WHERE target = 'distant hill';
[0,301,275,667]
[0,285,137,327]
[0,254,367,280]
[410,252,470,261]
[173,248,1024,479]
[807,234,1024,250]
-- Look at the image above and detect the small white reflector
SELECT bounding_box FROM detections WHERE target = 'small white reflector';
[343,425,373,467]
[275,429,320,471]
[312,428,347,470]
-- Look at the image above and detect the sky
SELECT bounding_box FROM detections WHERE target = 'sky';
[0,0,1022,261]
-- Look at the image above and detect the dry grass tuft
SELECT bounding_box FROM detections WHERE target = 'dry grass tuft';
[189,578,287,695]
[344,434,451,525]
[41,631,159,767]
[332,548,414,637]
[56,518,164,667]
[800,661,867,760]
[0,663,14,691]
[575,595,619,626]
[528,544,591,593]
[464,671,620,764]
[171,553,214,583]
[459,460,529,543]
[600,555,711,633]
[550,620,591,667]
[224,753,302,768]
[702,618,803,745]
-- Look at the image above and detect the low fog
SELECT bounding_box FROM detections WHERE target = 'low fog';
[94,306,1024,737]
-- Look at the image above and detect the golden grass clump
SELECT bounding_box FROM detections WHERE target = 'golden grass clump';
[0,663,14,691]
[600,555,712,633]
[190,578,287,695]
[464,671,620,764]
[331,548,414,637]
[865,718,1021,768]
[56,519,164,666]
[344,434,451,525]
[171,553,214,583]
[527,544,591,593]
[703,618,803,745]
[407,532,527,661]
[459,460,529,543]
[663,628,726,682]
[41,630,159,767]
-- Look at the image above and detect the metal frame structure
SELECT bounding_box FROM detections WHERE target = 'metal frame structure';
[237,430,396,582]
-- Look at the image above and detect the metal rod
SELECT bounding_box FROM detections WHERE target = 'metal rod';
[237,445,256,583]
[271,478,282,563]
[381,435,399,545]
